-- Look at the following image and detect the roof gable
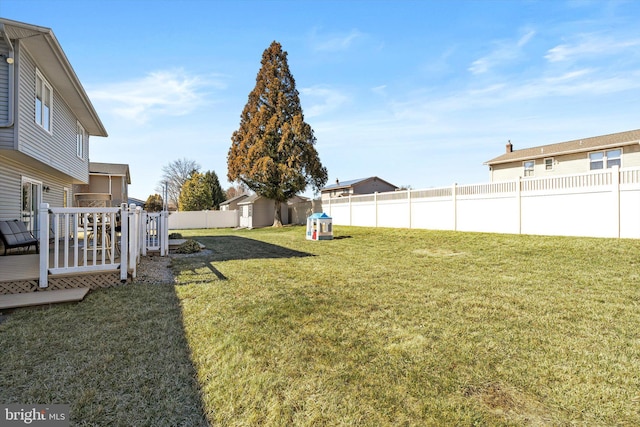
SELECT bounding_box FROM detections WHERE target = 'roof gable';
[1,18,107,137]
[485,129,640,166]
[322,176,397,191]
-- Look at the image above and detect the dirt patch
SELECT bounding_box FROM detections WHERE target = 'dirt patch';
[412,248,465,257]
[463,382,552,425]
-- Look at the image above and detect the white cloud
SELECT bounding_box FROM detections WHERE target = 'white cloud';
[88,69,225,124]
[299,86,349,118]
[311,28,365,52]
[469,29,536,75]
[545,33,640,62]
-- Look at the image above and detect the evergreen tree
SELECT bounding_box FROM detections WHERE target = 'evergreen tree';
[228,41,327,226]
[204,170,226,210]
[179,171,212,211]
[145,194,164,212]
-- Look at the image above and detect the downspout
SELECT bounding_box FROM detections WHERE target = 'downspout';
[0,23,15,128]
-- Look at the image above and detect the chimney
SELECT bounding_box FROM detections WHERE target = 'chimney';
[506,140,513,153]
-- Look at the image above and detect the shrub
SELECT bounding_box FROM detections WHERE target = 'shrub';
[174,239,201,254]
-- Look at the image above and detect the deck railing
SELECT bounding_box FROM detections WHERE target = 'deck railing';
[38,203,169,288]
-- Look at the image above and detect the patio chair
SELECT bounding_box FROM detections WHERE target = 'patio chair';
[0,220,39,255]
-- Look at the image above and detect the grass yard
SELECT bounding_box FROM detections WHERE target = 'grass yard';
[2,226,640,425]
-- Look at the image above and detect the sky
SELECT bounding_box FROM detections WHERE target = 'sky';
[2,0,640,200]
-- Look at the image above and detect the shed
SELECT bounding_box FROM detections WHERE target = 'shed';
[237,195,289,228]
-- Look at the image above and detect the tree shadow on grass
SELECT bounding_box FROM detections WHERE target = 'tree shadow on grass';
[0,285,210,426]
[170,236,314,284]
[192,235,314,262]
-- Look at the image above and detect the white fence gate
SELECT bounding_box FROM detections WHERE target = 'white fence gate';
[39,203,169,287]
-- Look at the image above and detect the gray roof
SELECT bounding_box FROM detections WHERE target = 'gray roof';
[0,18,107,136]
[321,176,397,191]
[220,193,249,206]
[485,129,640,166]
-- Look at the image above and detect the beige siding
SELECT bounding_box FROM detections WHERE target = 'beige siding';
[86,175,128,206]
[490,144,640,181]
[353,179,397,195]
[0,154,75,220]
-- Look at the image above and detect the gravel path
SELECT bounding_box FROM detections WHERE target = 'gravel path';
[133,249,213,285]
[133,255,175,284]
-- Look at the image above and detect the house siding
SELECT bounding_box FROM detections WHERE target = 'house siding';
[352,179,397,195]
[490,144,640,181]
[0,37,13,147]
[15,41,89,184]
[0,153,75,220]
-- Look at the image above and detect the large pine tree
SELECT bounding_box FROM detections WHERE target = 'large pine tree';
[228,41,327,226]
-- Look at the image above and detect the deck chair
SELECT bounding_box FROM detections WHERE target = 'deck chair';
[0,220,39,255]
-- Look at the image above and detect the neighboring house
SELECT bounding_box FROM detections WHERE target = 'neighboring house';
[219,193,249,211]
[484,129,640,181]
[0,18,107,238]
[321,177,398,201]
[238,195,290,228]
[73,162,131,207]
[128,197,145,208]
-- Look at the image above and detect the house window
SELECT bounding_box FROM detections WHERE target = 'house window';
[35,69,53,132]
[544,158,554,171]
[590,149,621,170]
[77,122,85,158]
[523,161,534,177]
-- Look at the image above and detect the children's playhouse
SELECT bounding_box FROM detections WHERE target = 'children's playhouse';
[306,213,333,240]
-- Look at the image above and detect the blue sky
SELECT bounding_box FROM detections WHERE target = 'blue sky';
[2,0,640,199]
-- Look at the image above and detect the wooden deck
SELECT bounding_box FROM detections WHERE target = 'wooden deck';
[0,288,89,310]
[0,248,124,295]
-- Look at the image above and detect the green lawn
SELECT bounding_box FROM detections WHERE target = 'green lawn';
[2,226,640,426]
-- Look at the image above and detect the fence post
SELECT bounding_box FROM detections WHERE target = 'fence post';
[613,166,620,238]
[408,189,412,229]
[516,177,522,235]
[120,203,128,282]
[452,183,457,231]
[374,192,378,228]
[38,203,50,288]
[162,210,169,256]
[141,210,148,256]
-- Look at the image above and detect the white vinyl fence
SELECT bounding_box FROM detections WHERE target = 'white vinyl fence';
[323,166,640,239]
[168,210,239,229]
[39,203,169,288]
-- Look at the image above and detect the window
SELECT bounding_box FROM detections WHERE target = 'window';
[523,160,534,177]
[590,149,621,170]
[76,122,85,158]
[544,158,554,171]
[35,70,53,132]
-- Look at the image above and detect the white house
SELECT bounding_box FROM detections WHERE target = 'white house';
[0,18,108,239]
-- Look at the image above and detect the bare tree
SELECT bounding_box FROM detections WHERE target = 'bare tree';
[157,158,200,209]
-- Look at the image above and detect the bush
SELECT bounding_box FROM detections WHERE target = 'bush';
[169,232,183,239]
[174,239,201,254]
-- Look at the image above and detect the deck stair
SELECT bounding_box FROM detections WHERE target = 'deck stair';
[0,288,90,310]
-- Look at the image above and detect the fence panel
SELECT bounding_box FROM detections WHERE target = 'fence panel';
[168,210,239,229]
[320,167,640,239]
